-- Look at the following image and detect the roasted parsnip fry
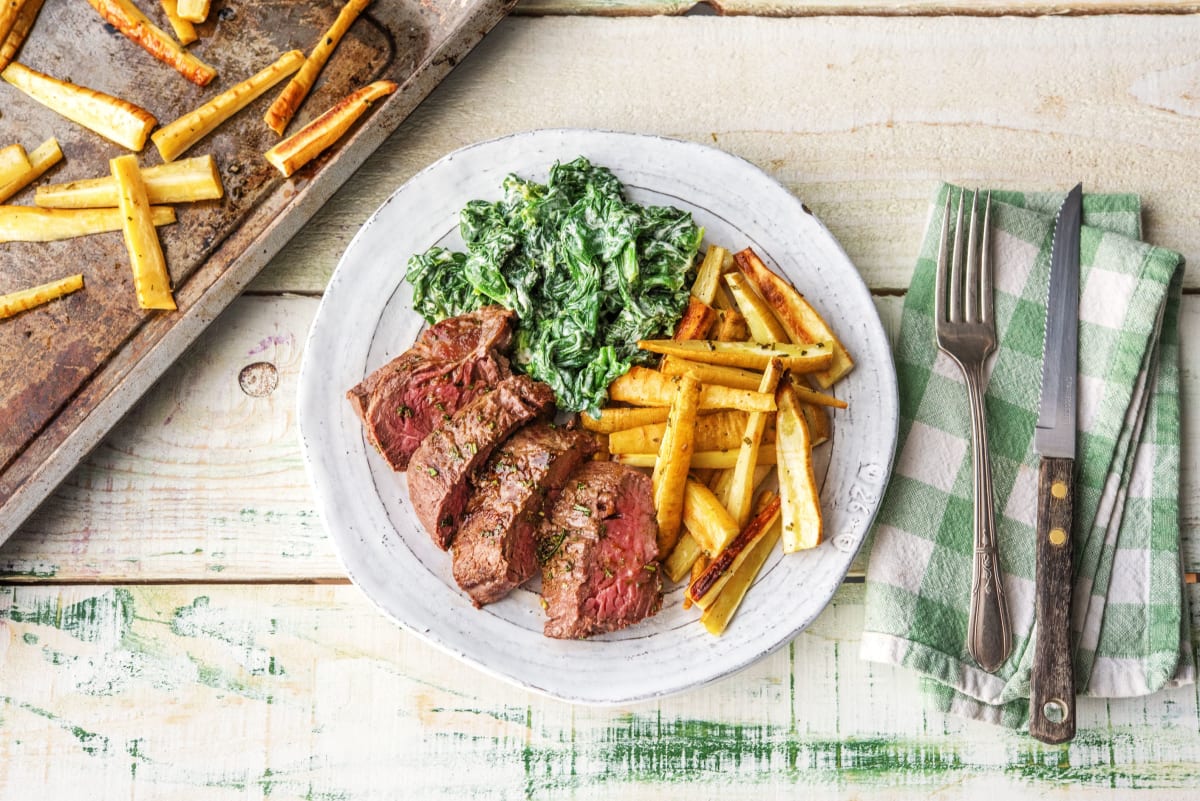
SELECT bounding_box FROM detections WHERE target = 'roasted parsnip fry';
[687,495,781,610]
[725,270,790,343]
[691,244,728,306]
[159,0,197,45]
[713,307,748,340]
[661,357,763,392]
[0,0,41,71]
[264,0,373,135]
[111,155,174,310]
[613,449,778,471]
[672,296,716,340]
[0,143,31,187]
[2,62,156,151]
[265,80,398,177]
[86,0,216,86]
[0,205,174,242]
[36,155,222,208]
[153,51,305,162]
[175,0,209,23]
[652,373,700,555]
[681,478,740,554]
[608,410,751,455]
[0,138,61,203]
[0,273,83,319]
[683,552,710,611]
[724,359,784,529]
[735,247,854,387]
[801,401,831,447]
[0,0,25,58]
[638,339,834,373]
[580,405,672,434]
[608,366,775,412]
[776,383,822,552]
[664,530,704,583]
[700,513,782,635]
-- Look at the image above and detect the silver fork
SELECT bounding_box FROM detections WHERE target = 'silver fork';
[935,188,1012,673]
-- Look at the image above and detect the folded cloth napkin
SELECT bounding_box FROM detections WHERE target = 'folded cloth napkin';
[861,184,1193,727]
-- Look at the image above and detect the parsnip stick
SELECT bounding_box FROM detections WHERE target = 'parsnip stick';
[264,0,372,135]
[0,0,42,71]
[0,0,25,70]
[176,0,209,23]
[652,373,701,556]
[153,50,305,162]
[264,80,397,177]
[86,0,216,86]
[159,0,197,45]
[613,449,778,471]
[111,155,175,310]
[0,143,31,187]
[0,138,63,203]
[0,273,83,319]
[0,205,175,243]
[2,62,157,151]
[36,155,221,208]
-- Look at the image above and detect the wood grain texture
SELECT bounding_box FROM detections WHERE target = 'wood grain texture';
[251,15,1200,295]
[0,582,1197,798]
[1030,456,1077,744]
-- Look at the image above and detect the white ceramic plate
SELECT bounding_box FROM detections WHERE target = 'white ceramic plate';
[298,130,898,704]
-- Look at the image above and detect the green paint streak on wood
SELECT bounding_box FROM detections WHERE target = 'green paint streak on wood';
[0,561,58,578]
[21,632,37,644]
[2,587,133,642]
[471,713,1200,794]
[0,696,109,756]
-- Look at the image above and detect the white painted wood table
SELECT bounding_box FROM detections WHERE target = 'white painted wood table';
[3,3,1199,798]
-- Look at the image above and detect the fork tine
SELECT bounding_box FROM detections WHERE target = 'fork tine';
[980,191,993,325]
[965,189,981,323]
[949,188,966,323]
[936,191,952,326]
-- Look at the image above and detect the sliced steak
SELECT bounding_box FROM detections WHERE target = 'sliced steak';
[346,306,514,471]
[408,374,556,549]
[452,424,598,607]
[540,461,662,639]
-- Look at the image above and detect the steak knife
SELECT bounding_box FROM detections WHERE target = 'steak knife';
[1029,183,1083,744]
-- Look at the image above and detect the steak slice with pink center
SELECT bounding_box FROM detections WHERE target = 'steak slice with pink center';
[346,306,514,471]
[452,424,598,607]
[408,374,556,549]
[540,461,662,639]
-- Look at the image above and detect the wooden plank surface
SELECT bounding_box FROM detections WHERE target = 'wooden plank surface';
[1,582,1197,798]
[4,13,1199,582]
[248,14,1200,297]
[1,11,1198,798]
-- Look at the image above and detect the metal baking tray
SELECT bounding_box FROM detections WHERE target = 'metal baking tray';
[0,0,516,543]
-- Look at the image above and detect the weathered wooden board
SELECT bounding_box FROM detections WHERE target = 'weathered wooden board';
[250,15,1200,296]
[0,0,517,545]
[0,582,1197,798]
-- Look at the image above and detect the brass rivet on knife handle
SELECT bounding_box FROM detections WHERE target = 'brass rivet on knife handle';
[1030,455,1076,744]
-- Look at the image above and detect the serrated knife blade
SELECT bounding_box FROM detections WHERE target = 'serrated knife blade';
[1029,182,1082,745]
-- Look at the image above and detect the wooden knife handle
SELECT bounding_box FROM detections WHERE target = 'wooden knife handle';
[1030,456,1076,744]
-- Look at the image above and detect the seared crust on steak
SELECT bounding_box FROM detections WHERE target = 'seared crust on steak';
[540,462,662,639]
[408,374,556,550]
[452,424,598,607]
[346,306,514,471]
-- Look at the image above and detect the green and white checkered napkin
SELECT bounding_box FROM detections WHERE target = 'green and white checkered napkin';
[861,184,1193,727]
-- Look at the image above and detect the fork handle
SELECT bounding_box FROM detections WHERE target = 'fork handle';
[963,366,1012,674]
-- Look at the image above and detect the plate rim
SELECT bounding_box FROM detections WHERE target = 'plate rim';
[297,128,899,705]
